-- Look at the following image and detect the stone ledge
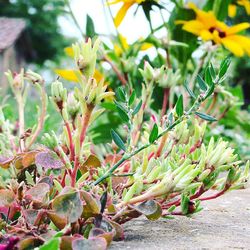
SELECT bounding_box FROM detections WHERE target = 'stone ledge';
[110,189,250,249]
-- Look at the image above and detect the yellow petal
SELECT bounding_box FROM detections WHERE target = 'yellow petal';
[200,30,213,41]
[227,22,250,35]
[237,0,250,15]
[140,42,153,51]
[118,34,129,50]
[64,47,74,58]
[175,20,187,25]
[114,44,123,56]
[182,20,205,36]
[94,69,104,82]
[221,37,244,57]
[229,35,250,56]
[108,0,123,5]
[114,2,133,27]
[228,4,237,18]
[55,69,81,82]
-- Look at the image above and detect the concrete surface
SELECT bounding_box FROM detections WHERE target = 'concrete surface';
[110,189,250,250]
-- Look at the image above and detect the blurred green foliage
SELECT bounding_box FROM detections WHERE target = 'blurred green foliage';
[0,0,69,64]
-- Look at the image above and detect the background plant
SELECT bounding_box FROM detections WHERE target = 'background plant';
[0,0,249,249]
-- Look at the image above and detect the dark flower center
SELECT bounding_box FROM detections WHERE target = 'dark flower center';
[209,27,226,38]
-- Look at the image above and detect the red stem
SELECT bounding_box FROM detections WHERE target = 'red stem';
[65,122,75,162]
[71,156,79,187]
[103,55,127,85]
[198,185,230,201]
[79,106,93,147]
[161,88,170,124]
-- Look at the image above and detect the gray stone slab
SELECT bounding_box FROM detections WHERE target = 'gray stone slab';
[110,189,250,250]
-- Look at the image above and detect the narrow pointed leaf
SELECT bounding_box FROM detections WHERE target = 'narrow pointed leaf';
[116,87,126,102]
[132,100,142,115]
[208,63,216,81]
[197,75,207,91]
[204,82,215,99]
[149,123,158,143]
[175,94,183,117]
[219,57,231,79]
[128,91,136,106]
[195,112,217,122]
[205,65,213,86]
[184,82,196,99]
[111,129,126,151]
[86,15,95,38]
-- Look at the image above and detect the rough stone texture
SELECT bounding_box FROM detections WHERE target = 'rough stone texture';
[110,188,250,250]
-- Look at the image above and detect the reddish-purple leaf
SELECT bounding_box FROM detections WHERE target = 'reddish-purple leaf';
[35,151,64,170]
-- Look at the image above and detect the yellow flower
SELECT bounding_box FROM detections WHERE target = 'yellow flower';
[109,0,159,27]
[228,4,237,18]
[114,33,153,56]
[55,69,105,83]
[177,3,250,57]
[238,0,250,15]
[228,1,250,18]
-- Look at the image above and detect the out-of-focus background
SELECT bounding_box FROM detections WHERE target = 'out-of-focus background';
[0,0,249,158]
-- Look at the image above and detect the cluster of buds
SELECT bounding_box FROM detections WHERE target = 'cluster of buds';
[24,70,44,85]
[119,120,249,206]
[73,38,100,79]
[74,77,114,106]
[139,62,165,83]
[50,80,67,113]
[67,92,80,119]
[5,69,24,93]
[157,67,181,89]
[205,137,237,168]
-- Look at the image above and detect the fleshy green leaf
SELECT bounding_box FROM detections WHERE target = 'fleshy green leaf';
[111,129,126,151]
[149,123,158,143]
[134,200,162,220]
[52,191,83,223]
[195,111,217,122]
[39,238,60,250]
[181,194,190,215]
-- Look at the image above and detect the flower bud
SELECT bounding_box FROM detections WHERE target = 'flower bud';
[51,80,67,111]
[25,70,44,84]
[158,67,181,89]
[67,92,80,118]
[73,38,100,79]
[139,61,155,82]
[42,132,58,149]
[5,69,24,91]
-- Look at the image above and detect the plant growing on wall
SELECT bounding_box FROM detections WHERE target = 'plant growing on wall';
[0,38,248,249]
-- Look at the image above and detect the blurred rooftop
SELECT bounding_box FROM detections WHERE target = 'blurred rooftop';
[0,17,26,52]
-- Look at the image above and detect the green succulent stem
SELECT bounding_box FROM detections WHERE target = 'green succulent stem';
[94,90,209,186]
[25,82,47,151]
[16,93,25,151]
